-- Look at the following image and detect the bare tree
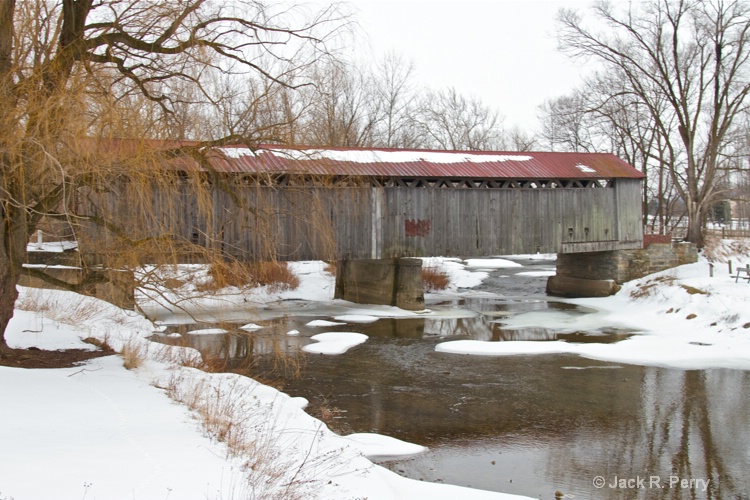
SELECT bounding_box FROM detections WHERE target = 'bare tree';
[587,73,682,232]
[557,0,750,247]
[538,91,597,152]
[413,87,506,150]
[370,51,420,148]
[0,0,346,355]
[300,59,380,147]
[505,126,538,152]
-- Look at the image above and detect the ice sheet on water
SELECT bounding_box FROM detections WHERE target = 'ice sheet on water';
[334,314,380,323]
[302,332,368,355]
[306,319,346,327]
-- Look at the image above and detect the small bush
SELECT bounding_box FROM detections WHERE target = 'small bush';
[200,260,300,292]
[121,340,146,370]
[422,266,450,291]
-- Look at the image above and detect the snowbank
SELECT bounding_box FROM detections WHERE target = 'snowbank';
[3,280,525,499]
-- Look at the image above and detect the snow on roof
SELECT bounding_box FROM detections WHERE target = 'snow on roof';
[575,164,597,173]
[207,145,645,180]
[257,148,533,164]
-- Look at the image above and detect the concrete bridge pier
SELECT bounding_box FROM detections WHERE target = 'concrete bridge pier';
[547,240,698,298]
[334,258,425,311]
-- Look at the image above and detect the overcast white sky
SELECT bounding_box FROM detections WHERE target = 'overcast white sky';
[344,0,595,132]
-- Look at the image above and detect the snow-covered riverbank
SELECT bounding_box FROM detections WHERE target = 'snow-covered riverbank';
[1,261,527,500]
[437,248,750,370]
[2,241,749,499]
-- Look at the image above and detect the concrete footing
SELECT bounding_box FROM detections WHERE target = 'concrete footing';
[546,275,619,298]
[334,258,425,311]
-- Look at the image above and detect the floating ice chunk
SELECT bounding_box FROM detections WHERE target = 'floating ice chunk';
[435,340,575,356]
[303,332,368,355]
[334,314,380,324]
[240,323,263,331]
[185,328,228,335]
[306,319,346,327]
[287,329,300,336]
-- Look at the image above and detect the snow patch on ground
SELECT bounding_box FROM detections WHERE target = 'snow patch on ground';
[464,258,523,269]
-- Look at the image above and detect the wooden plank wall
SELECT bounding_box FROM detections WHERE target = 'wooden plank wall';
[381,187,625,257]
[79,181,642,261]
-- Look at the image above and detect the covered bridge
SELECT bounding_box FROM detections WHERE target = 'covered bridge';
[70,143,646,307]
[188,145,646,260]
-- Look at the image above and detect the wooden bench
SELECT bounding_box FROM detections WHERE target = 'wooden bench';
[735,267,750,283]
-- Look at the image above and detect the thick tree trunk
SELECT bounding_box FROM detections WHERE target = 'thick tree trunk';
[0,250,18,357]
[685,203,706,249]
[0,203,27,356]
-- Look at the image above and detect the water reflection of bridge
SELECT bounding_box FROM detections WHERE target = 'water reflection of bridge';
[155,296,631,365]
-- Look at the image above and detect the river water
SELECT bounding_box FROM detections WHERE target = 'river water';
[151,258,750,499]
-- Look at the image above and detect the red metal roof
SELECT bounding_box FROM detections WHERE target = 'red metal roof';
[205,145,645,179]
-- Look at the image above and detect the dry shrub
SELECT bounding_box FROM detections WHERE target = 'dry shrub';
[423,266,450,291]
[15,288,107,324]
[121,339,146,370]
[163,373,330,499]
[703,235,750,262]
[199,260,300,292]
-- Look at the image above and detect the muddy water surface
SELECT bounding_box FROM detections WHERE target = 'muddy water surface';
[151,258,750,499]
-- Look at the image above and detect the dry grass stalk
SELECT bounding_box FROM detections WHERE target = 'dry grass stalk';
[199,260,300,293]
[703,235,750,262]
[15,288,107,324]
[629,275,678,299]
[120,339,147,370]
[163,372,330,500]
[422,266,450,291]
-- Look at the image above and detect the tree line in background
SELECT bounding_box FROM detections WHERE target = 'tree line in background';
[541,0,750,248]
[2,0,750,346]
[152,49,534,152]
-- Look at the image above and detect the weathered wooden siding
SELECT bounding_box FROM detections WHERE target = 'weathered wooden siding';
[379,186,631,257]
[80,180,642,261]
